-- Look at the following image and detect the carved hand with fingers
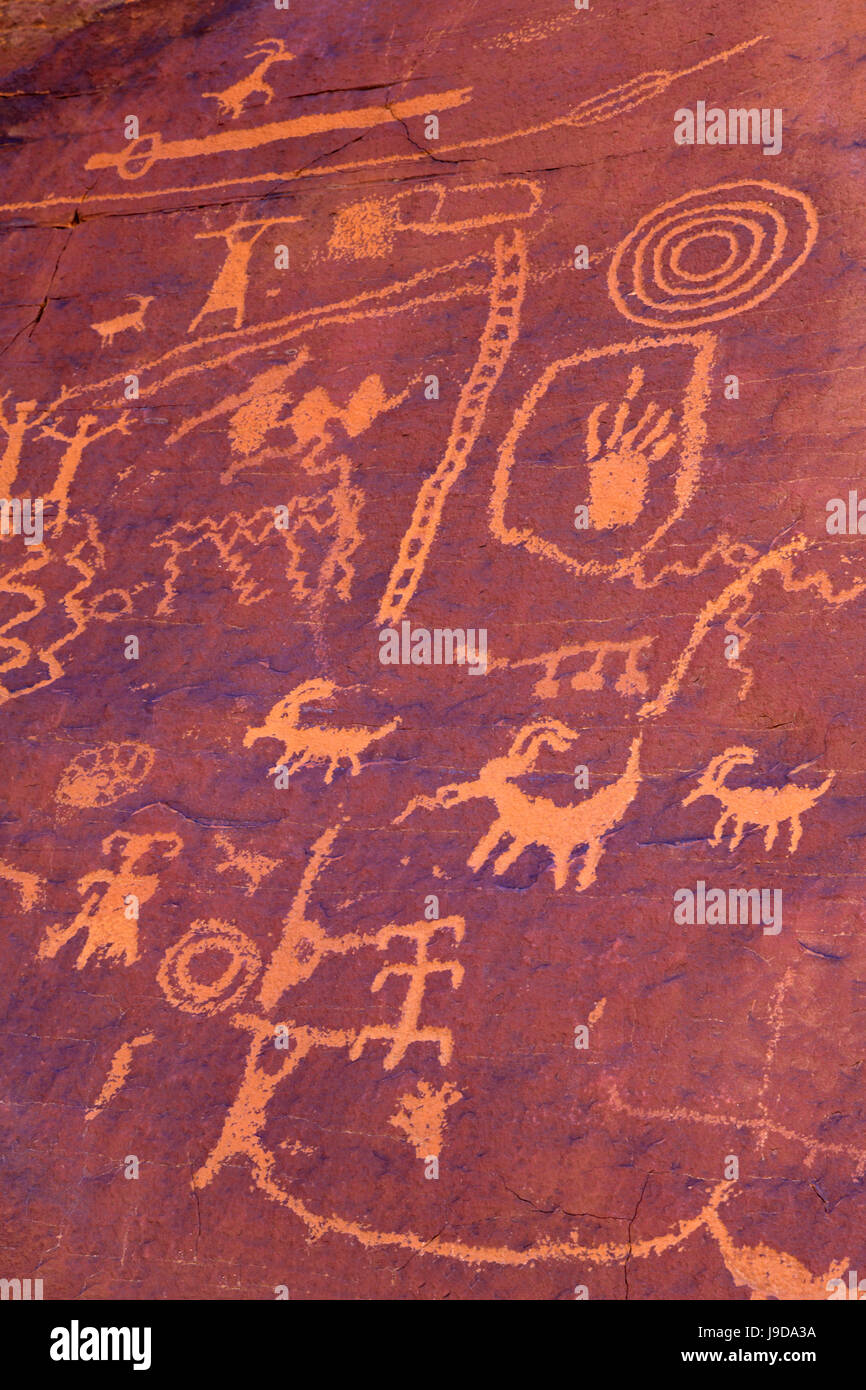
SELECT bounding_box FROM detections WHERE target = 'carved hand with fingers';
[585,366,677,528]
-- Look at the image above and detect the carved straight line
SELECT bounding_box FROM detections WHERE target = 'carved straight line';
[85,88,473,180]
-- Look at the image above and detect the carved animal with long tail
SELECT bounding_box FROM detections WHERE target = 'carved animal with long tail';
[243,679,399,783]
[683,746,834,853]
[395,720,642,890]
[91,295,153,347]
[204,39,295,120]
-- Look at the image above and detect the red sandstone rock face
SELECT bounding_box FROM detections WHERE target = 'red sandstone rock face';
[0,0,864,1301]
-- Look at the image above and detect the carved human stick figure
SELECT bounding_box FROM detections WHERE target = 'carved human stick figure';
[192,1012,353,1193]
[39,411,133,530]
[38,830,183,969]
[0,395,42,495]
[188,217,301,333]
[349,918,465,1070]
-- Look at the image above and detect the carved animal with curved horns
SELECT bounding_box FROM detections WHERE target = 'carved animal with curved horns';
[395,719,643,890]
[91,294,153,348]
[204,38,295,120]
[683,746,835,853]
[243,679,399,784]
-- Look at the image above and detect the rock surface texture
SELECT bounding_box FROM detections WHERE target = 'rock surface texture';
[0,0,864,1301]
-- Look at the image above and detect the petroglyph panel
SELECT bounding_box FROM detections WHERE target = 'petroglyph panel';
[0,0,865,1306]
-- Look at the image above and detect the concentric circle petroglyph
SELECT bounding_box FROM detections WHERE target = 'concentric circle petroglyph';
[609,181,818,327]
[158,920,262,1015]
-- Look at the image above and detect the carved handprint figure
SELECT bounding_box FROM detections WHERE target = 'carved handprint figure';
[585,365,677,528]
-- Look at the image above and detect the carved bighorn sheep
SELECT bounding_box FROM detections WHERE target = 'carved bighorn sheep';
[396,720,642,891]
[203,39,295,120]
[243,679,399,784]
[683,746,834,853]
[91,295,153,347]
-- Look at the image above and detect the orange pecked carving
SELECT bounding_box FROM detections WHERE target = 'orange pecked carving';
[203,39,295,121]
[396,720,642,891]
[243,679,400,783]
[683,747,835,853]
[91,295,153,348]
